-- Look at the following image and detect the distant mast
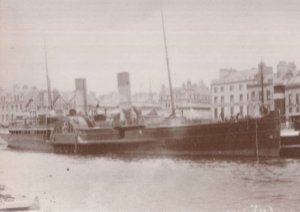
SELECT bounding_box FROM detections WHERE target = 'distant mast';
[160,2,176,117]
[43,40,53,109]
[259,60,265,115]
[260,61,264,107]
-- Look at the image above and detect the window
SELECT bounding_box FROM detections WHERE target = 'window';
[239,84,243,90]
[259,91,262,100]
[221,96,224,103]
[214,96,218,104]
[230,85,234,91]
[230,95,234,103]
[239,94,243,102]
[221,107,224,119]
[251,91,255,100]
[289,94,292,105]
[297,94,300,104]
[240,106,243,115]
[267,90,271,100]
[220,86,224,92]
[214,87,218,93]
[230,107,234,116]
[289,107,292,113]
[214,108,218,119]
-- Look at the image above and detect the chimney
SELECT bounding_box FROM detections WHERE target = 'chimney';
[117,72,132,123]
[75,78,87,115]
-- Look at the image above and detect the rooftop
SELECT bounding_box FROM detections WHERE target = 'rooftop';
[211,68,257,85]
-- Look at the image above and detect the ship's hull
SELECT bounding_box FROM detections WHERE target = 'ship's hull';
[4,134,54,152]
[53,114,281,157]
[280,130,300,157]
[56,141,279,158]
[2,113,281,158]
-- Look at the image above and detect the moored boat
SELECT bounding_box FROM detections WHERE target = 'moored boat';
[62,111,281,157]
[0,2,282,158]
[0,110,281,157]
[280,117,300,157]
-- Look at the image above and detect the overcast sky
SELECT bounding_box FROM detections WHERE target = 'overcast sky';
[1,0,300,94]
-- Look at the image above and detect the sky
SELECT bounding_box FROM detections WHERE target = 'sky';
[1,0,300,94]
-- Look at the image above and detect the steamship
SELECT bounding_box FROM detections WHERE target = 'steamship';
[2,105,281,157]
[0,68,281,157]
[51,68,281,157]
[0,4,282,157]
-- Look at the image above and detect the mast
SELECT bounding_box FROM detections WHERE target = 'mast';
[260,61,264,113]
[43,40,53,110]
[160,2,176,117]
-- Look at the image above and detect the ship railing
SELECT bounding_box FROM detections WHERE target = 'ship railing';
[9,123,53,130]
[95,121,115,128]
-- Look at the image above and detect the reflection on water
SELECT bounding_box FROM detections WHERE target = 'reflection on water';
[1,148,300,212]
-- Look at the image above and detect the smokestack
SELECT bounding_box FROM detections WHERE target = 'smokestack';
[75,78,87,115]
[117,72,132,123]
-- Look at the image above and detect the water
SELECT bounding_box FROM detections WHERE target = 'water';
[1,147,300,212]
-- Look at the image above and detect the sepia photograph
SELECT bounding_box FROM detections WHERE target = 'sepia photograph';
[1,0,300,211]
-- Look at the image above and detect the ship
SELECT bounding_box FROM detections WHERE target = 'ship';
[0,3,282,158]
[2,108,281,157]
[279,114,300,157]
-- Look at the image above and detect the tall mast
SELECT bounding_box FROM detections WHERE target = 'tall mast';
[43,39,53,109]
[260,60,264,110]
[160,2,176,117]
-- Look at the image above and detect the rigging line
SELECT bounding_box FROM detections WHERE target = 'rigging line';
[43,39,53,110]
[160,1,175,117]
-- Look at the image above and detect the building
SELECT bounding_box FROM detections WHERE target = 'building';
[0,82,98,125]
[277,61,297,77]
[159,80,211,119]
[0,85,40,126]
[273,61,298,119]
[52,90,76,115]
[285,74,300,118]
[211,68,256,120]
[211,63,274,120]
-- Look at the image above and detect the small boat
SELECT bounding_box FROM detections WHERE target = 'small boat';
[280,118,300,157]
[0,196,39,211]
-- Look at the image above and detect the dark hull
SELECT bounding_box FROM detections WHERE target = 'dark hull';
[55,114,281,157]
[2,113,281,158]
[280,131,300,158]
[56,142,278,158]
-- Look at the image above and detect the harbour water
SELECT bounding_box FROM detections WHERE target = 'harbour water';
[1,145,300,212]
